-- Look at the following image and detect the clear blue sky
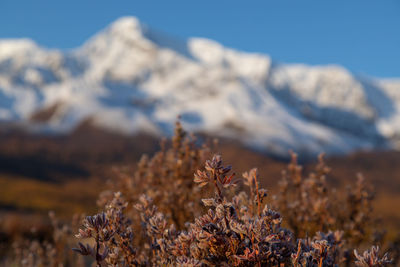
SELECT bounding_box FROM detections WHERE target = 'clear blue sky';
[1,0,399,78]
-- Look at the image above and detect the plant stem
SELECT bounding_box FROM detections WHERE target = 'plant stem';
[213,172,230,230]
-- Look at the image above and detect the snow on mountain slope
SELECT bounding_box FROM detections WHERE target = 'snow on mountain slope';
[0,16,399,157]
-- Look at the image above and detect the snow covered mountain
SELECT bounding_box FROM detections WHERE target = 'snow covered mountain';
[1,16,399,157]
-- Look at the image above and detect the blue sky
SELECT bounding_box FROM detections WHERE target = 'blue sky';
[1,0,399,78]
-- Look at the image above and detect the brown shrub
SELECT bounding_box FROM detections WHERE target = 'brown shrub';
[272,153,378,246]
[6,124,398,266]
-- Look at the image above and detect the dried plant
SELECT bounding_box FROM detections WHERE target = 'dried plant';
[73,153,393,266]
[7,212,85,267]
[97,121,213,230]
[273,152,378,246]
[3,123,397,266]
[354,246,392,266]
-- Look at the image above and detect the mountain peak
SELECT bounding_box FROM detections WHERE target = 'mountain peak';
[80,16,152,65]
[108,16,145,39]
[0,39,39,60]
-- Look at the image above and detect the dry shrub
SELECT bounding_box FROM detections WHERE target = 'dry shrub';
[6,124,398,266]
[97,121,213,230]
[4,212,85,266]
[272,153,378,246]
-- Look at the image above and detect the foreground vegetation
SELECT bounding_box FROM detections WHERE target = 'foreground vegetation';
[2,123,399,266]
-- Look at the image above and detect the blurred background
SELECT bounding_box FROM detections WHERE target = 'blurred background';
[0,0,399,254]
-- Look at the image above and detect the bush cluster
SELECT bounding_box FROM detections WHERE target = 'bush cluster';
[6,123,398,266]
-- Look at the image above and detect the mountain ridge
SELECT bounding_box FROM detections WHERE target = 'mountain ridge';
[1,16,399,157]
